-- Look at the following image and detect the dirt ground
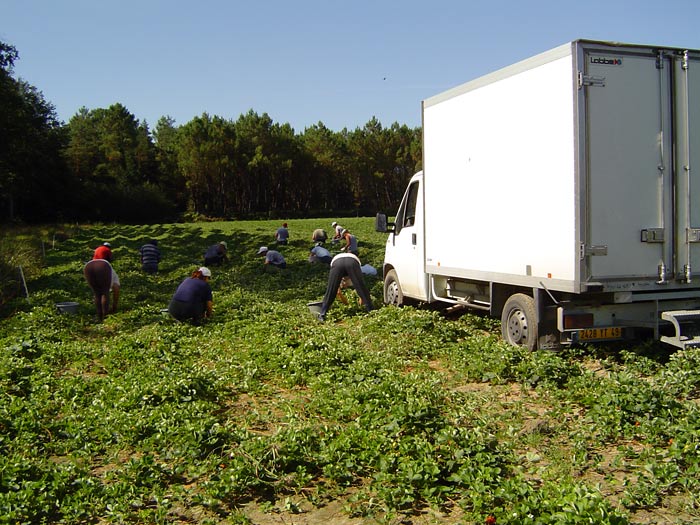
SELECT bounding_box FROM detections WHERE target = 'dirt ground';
[241,498,465,525]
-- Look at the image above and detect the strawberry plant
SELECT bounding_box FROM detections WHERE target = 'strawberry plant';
[1,219,699,523]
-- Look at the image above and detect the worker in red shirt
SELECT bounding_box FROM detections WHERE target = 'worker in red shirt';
[93,242,113,262]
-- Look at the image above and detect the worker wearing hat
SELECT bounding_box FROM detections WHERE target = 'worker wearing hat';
[257,246,287,270]
[331,221,344,243]
[339,229,359,256]
[168,267,214,323]
[93,241,113,262]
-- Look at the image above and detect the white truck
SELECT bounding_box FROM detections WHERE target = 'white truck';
[376,39,700,350]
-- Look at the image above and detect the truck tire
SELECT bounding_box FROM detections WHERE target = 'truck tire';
[384,269,404,306]
[501,293,538,350]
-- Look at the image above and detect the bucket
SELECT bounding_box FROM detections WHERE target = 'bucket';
[307,301,323,315]
[56,301,79,315]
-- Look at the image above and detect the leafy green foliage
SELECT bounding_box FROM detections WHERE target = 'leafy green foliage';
[0,39,70,223]
[1,218,699,524]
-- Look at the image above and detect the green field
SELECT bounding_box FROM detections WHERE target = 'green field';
[1,219,700,524]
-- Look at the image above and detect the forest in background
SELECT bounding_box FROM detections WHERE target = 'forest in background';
[0,40,422,224]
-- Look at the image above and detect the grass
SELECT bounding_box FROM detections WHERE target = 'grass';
[1,218,699,524]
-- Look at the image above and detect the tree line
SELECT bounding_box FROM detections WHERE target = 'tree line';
[0,41,422,224]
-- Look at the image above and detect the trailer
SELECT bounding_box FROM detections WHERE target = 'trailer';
[376,39,700,350]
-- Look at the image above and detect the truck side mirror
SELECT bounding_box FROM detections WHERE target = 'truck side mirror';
[375,213,395,233]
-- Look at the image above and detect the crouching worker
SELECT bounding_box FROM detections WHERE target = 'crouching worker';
[84,259,120,321]
[204,241,228,266]
[316,253,373,322]
[311,228,328,244]
[257,246,287,270]
[309,243,332,264]
[168,267,213,324]
[139,239,161,274]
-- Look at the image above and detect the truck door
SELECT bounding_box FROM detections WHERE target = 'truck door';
[387,177,426,300]
[674,51,700,283]
[581,46,688,283]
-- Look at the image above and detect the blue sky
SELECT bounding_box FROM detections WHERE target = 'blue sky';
[3,0,699,132]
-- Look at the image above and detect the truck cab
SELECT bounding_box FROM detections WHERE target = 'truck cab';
[377,171,429,305]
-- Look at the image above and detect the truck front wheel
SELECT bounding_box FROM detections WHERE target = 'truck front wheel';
[501,293,538,350]
[384,270,404,306]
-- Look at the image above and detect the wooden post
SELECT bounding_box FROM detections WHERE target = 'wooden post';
[18,265,30,303]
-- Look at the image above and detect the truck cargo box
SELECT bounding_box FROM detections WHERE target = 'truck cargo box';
[423,40,700,294]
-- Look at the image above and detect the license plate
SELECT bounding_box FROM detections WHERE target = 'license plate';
[577,327,623,341]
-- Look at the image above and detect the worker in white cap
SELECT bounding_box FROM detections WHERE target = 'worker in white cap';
[257,246,287,270]
[331,221,343,243]
[168,267,214,324]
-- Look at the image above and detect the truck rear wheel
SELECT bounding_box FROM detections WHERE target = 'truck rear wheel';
[384,269,404,306]
[501,293,538,350]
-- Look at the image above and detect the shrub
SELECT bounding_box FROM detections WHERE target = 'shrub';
[0,233,42,309]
